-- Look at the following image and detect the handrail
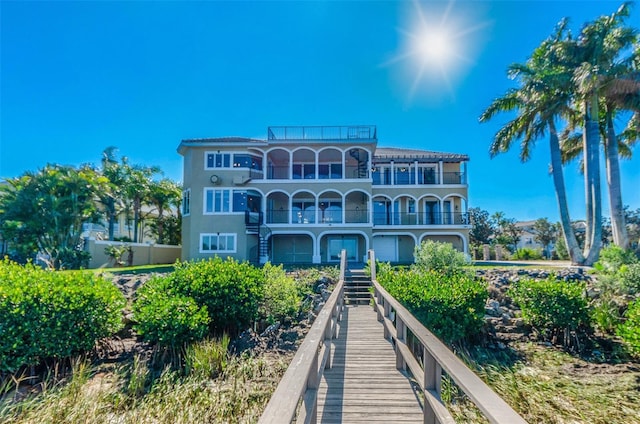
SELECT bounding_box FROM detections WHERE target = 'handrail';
[258,249,346,424]
[368,249,527,424]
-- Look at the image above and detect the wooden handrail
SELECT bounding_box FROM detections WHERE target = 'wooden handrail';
[368,249,527,424]
[258,250,346,424]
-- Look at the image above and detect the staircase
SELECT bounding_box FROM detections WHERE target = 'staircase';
[349,149,369,178]
[245,211,271,264]
[344,268,372,304]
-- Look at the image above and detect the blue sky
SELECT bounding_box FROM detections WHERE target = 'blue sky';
[1,0,638,223]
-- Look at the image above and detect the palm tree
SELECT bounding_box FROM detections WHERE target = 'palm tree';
[569,2,638,260]
[123,164,159,243]
[559,4,638,251]
[480,20,586,264]
[99,147,127,240]
[148,178,181,244]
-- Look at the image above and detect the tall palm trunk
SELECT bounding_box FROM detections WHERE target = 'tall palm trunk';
[583,97,602,265]
[549,121,585,264]
[605,107,628,248]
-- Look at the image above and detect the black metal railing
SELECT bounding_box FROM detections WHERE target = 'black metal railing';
[372,212,469,226]
[265,209,370,225]
[372,171,465,185]
[268,125,377,141]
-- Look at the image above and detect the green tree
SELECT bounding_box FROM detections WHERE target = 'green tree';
[479,20,586,264]
[533,218,558,259]
[560,4,639,251]
[468,207,495,247]
[491,212,520,253]
[98,146,127,240]
[122,163,160,243]
[148,178,182,244]
[0,165,106,269]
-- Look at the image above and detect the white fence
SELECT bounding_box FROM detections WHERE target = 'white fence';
[84,238,181,269]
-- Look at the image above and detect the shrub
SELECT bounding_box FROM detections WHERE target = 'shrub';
[377,267,487,344]
[617,300,640,356]
[413,240,469,275]
[511,248,544,261]
[619,263,640,295]
[594,245,638,275]
[165,257,264,335]
[0,260,125,373]
[132,276,209,347]
[510,277,590,345]
[260,263,301,324]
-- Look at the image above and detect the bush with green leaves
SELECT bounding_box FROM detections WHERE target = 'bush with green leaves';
[510,277,590,345]
[594,245,639,275]
[413,240,469,275]
[260,263,301,324]
[511,248,544,261]
[136,257,264,336]
[132,276,208,347]
[617,299,640,356]
[377,267,487,344]
[0,260,125,373]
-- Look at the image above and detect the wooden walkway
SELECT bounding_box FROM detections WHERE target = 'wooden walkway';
[317,305,424,423]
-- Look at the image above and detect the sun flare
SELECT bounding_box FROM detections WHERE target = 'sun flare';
[385,0,490,102]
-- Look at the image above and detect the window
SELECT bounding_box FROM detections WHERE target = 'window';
[233,154,262,170]
[200,233,236,253]
[204,189,230,213]
[205,153,231,169]
[292,163,315,179]
[318,163,342,179]
[182,189,191,216]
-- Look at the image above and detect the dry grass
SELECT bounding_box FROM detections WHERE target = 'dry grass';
[0,348,292,424]
[446,342,640,424]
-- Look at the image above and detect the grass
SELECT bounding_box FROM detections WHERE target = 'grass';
[0,340,291,424]
[444,342,640,424]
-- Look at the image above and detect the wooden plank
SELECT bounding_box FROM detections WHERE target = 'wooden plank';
[317,305,423,423]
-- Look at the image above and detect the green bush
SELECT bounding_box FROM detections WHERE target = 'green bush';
[413,240,469,275]
[377,267,487,344]
[163,257,263,335]
[260,263,301,324]
[619,263,640,295]
[0,260,125,373]
[510,277,590,344]
[511,248,544,260]
[594,245,638,275]
[617,300,640,356]
[132,276,209,347]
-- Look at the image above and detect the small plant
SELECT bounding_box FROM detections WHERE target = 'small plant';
[510,277,590,346]
[617,300,640,357]
[184,335,230,379]
[104,244,131,267]
[413,240,469,275]
[594,245,639,275]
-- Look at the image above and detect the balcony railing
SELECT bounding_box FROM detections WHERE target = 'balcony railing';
[266,209,370,225]
[264,210,469,226]
[268,125,377,141]
[372,172,465,186]
[373,212,469,226]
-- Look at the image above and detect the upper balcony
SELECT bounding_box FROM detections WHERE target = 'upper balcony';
[268,125,377,142]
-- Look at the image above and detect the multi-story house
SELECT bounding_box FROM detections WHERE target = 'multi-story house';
[178,125,470,265]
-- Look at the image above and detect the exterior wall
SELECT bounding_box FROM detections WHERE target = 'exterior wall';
[85,239,181,269]
[178,129,470,265]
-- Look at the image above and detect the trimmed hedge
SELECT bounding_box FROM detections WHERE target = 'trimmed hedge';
[377,267,487,344]
[0,260,125,373]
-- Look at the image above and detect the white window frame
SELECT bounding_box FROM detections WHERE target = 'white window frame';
[200,233,237,253]
[203,188,232,214]
[205,152,232,170]
[182,189,191,216]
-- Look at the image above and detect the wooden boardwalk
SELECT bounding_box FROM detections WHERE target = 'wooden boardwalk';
[317,305,424,423]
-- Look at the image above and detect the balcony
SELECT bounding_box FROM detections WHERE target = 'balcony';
[268,125,377,141]
[372,171,465,186]
[373,212,469,226]
[266,209,370,225]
